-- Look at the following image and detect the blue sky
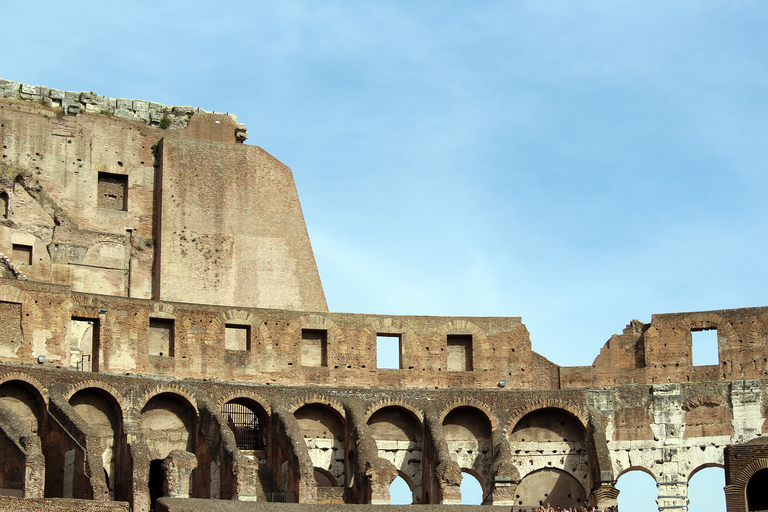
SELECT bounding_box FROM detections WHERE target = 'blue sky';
[1,2,762,508]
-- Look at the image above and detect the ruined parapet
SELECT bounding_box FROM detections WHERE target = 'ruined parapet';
[0,79,247,140]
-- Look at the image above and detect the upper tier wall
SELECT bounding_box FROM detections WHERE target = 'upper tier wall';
[0,78,247,140]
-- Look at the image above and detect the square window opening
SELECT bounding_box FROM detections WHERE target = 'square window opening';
[12,244,32,265]
[301,329,327,367]
[692,328,719,366]
[376,334,402,369]
[98,172,128,211]
[225,324,251,351]
[447,334,473,372]
[149,318,174,357]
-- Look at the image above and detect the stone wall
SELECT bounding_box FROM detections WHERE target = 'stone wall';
[0,79,246,139]
[0,87,326,311]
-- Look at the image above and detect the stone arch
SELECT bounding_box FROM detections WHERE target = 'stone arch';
[731,458,768,488]
[615,465,659,481]
[688,462,725,481]
[508,400,588,434]
[438,399,498,429]
[0,377,46,434]
[367,405,424,504]
[220,395,270,453]
[746,467,768,511]
[139,391,197,461]
[365,399,423,424]
[509,406,587,444]
[289,395,345,419]
[64,380,124,408]
[294,402,347,487]
[68,386,123,495]
[217,391,271,416]
[0,372,47,403]
[134,385,198,416]
[60,295,108,316]
[460,468,485,504]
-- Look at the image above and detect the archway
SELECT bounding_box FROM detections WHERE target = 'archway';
[460,470,483,505]
[69,388,122,499]
[389,474,412,505]
[443,406,492,500]
[294,404,346,488]
[368,406,423,503]
[616,469,657,512]
[689,465,725,512]
[748,468,768,511]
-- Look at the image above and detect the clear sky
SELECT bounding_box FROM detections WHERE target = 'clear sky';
[1,1,761,509]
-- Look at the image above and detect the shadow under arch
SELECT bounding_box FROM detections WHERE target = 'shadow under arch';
[516,467,586,509]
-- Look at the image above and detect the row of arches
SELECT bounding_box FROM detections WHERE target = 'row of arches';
[0,375,597,510]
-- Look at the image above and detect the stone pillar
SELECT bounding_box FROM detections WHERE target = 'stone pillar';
[656,478,688,512]
[368,465,398,505]
[731,379,764,440]
[490,428,518,506]
[490,476,517,506]
[162,450,198,498]
[590,483,619,510]
[424,412,462,505]
[651,384,687,512]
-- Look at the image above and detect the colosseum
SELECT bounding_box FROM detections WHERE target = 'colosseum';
[0,79,765,512]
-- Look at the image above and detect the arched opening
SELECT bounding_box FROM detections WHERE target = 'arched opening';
[510,408,585,443]
[221,398,267,452]
[515,468,586,509]
[140,393,195,460]
[0,381,42,434]
[390,474,412,505]
[616,469,656,512]
[460,470,483,505]
[140,393,196,505]
[69,388,122,499]
[443,407,492,501]
[746,468,768,511]
[368,406,424,504]
[689,465,725,512]
[295,404,346,500]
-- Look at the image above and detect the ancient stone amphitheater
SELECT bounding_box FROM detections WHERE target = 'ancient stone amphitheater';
[0,80,764,512]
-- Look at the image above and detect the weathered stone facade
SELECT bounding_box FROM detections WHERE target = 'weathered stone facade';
[0,80,764,511]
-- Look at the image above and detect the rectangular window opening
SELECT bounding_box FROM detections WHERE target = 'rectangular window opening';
[225,324,251,351]
[70,317,100,372]
[149,318,174,357]
[447,334,473,372]
[692,328,719,366]
[376,334,402,369]
[301,329,327,367]
[12,244,32,265]
[97,172,128,211]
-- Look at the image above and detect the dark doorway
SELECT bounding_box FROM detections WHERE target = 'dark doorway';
[747,468,768,511]
[148,459,164,511]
